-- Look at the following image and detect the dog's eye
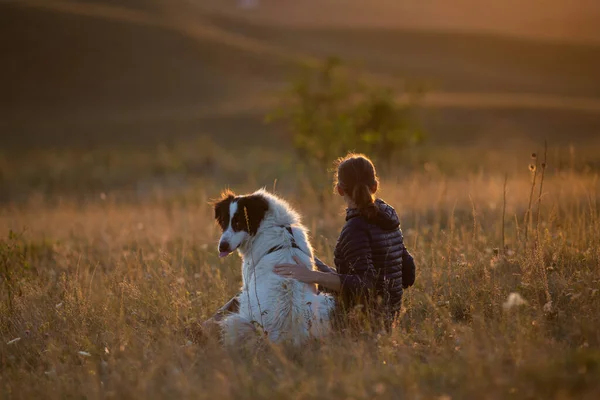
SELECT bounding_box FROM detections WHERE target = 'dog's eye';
[232,218,243,231]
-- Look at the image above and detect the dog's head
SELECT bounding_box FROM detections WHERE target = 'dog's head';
[212,190,269,257]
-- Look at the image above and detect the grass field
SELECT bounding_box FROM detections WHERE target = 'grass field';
[2,155,600,399]
[1,1,600,399]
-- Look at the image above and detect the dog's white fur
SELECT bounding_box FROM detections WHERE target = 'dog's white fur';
[218,189,334,345]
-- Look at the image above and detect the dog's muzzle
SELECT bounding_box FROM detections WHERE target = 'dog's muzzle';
[219,241,232,258]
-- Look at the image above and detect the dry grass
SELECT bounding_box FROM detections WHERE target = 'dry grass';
[1,155,599,399]
[2,2,599,397]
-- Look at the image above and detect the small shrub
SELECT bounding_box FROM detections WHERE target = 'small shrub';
[269,57,425,178]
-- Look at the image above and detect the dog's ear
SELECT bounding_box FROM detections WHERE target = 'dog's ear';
[212,190,235,230]
[237,194,269,235]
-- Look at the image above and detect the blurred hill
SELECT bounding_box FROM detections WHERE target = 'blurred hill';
[196,0,600,43]
[0,0,291,149]
[1,0,600,152]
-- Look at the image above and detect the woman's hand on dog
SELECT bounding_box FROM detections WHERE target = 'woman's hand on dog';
[275,256,342,292]
[274,256,316,283]
[274,256,321,294]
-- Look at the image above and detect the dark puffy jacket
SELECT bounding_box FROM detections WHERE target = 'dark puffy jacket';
[315,199,415,317]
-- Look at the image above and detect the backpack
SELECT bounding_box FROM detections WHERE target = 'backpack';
[402,250,416,289]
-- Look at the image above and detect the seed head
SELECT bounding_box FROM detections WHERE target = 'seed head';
[541,163,546,169]
[503,292,528,311]
[531,153,537,159]
[528,164,536,172]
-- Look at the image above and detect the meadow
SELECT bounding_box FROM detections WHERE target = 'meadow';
[2,1,600,399]
[2,139,600,399]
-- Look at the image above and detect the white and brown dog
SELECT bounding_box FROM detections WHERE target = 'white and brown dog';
[213,189,334,345]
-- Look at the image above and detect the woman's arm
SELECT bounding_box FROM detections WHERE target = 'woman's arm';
[274,256,341,291]
[312,270,341,291]
[274,232,376,296]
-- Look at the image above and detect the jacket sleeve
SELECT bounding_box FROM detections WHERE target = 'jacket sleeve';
[336,226,377,298]
[314,256,337,273]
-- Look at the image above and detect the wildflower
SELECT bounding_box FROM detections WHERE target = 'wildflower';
[503,292,527,311]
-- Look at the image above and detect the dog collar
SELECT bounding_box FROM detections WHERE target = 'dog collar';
[266,225,301,255]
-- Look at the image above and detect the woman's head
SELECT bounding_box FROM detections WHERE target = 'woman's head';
[334,153,379,217]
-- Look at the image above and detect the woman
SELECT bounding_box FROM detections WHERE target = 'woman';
[198,153,415,338]
[274,153,415,331]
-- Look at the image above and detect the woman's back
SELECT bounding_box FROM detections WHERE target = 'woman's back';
[333,199,409,319]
